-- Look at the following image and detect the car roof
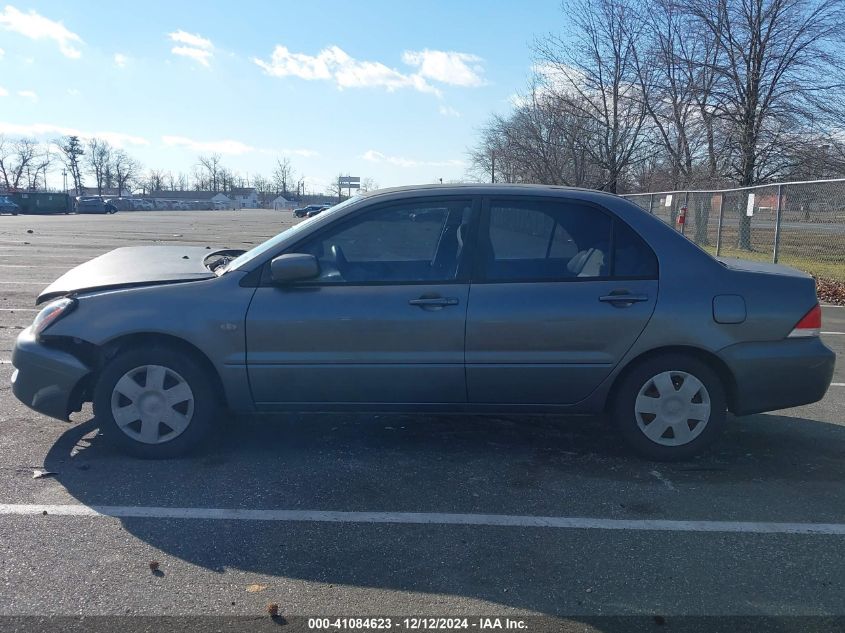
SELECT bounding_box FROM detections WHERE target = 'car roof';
[355,183,626,205]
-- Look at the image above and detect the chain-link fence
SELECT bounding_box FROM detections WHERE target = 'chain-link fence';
[622,179,845,282]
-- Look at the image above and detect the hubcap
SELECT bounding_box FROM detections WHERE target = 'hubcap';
[110,365,194,444]
[634,370,711,447]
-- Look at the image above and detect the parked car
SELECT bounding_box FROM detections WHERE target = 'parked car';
[305,204,333,218]
[130,198,155,211]
[0,195,20,215]
[76,197,118,214]
[294,204,330,218]
[11,184,835,460]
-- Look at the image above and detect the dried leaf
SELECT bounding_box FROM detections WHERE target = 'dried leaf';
[32,469,55,479]
[266,603,279,617]
[246,584,267,593]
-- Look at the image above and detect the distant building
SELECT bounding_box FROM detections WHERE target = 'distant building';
[270,195,298,209]
[79,187,131,198]
[228,187,259,209]
[147,190,233,210]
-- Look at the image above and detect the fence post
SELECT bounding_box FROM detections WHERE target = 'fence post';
[715,193,725,256]
[680,191,689,235]
[772,184,783,264]
[648,193,655,214]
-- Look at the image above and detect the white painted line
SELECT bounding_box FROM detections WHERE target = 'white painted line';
[821,332,844,335]
[0,360,11,364]
[831,383,845,387]
[1,503,845,535]
[821,304,845,308]
[0,308,37,312]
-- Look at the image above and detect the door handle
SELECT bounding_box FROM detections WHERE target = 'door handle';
[599,293,649,305]
[409,297,460,307]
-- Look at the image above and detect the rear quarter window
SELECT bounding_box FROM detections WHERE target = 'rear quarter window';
[613,220,658,278]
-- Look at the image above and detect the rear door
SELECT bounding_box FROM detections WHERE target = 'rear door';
[245,197,476,406]
[465,197,658,405]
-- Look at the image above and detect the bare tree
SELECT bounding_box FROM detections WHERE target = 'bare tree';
[56,136,85,194]
[197,154,223,192]
[252,173,275,206]
[0,137,42,191]
[272,157,295,196]
[111,150,140,195]
[143,168,166,194]
[535,0,650,192]
[86,138,112,196]
[359,177,378,192]
[681,0,845,248]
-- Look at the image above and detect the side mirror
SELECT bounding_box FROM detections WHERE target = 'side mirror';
[270,253,320,283]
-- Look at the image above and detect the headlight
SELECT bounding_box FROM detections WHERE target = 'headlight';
[32,297,77,337]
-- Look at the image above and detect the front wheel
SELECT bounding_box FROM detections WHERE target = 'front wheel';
[611,354,727,461]
[93,348,218,458]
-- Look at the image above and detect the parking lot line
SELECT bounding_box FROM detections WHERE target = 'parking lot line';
[2,503,845,535]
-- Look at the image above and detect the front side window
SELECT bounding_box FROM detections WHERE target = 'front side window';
[484,201,612,281]
[294,200,473,283]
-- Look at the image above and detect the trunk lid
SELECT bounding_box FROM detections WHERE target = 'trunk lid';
[716,257,812,279]
[37,245,217,305]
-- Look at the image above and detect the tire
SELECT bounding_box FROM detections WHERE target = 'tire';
[611,353,727,461]
[93,347,218,458]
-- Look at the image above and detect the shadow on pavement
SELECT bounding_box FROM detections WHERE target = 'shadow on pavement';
[43,411,845,616]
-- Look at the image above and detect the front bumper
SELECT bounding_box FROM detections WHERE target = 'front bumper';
[719,337,836,415]
[11,327,92,421]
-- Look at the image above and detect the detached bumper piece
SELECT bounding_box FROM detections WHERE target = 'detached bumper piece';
[11,327,91,421]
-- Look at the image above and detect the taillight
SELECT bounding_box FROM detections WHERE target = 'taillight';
[787,304,821,338]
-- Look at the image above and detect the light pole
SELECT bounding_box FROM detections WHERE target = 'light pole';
[62,169,68,193]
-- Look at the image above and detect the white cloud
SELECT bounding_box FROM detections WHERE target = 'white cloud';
[67,88,81,96]
[0,122,149,147]
[402,50,485,87]
[168,30,214,66]
[162,135,256,155]
[361,149,465,168]
[0,86,7,97]
[113,53,128,68]
[0,6,83,58]
[0,47,5,59]
[253,45,440,95]
[169,30,213,50]
[438,105,461,118]
[17,90,37,101]
[171,45,212,67]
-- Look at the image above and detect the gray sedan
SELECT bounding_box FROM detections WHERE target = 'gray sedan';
[11,185,836,460]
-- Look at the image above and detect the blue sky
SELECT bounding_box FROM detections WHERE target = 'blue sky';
[0,1,562,193]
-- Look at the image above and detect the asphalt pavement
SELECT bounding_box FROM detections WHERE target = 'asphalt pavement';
[0,210,843,629]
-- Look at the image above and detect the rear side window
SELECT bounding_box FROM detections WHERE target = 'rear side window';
[613,220,658,278]
[484,202,612,280]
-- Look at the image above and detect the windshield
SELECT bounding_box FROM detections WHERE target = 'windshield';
[221,197,358,273]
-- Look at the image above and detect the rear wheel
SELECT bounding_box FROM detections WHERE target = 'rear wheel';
[93,348,218,458]
[611,354,727,461]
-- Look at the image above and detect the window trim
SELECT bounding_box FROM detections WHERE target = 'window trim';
[258,196,480,288]
[473,196,658,284]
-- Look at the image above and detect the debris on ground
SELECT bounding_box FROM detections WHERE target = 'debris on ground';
[266,603,279,617]
[149,561,160,572]
[816,276,845,306]
[246,584,267,593]
[32,469,56,479]
[26,229,33,234]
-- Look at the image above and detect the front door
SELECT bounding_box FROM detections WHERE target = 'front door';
[246,198,475,406]
[466,198,659,405]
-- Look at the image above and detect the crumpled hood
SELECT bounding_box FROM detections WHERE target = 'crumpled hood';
[37,245,218,305]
